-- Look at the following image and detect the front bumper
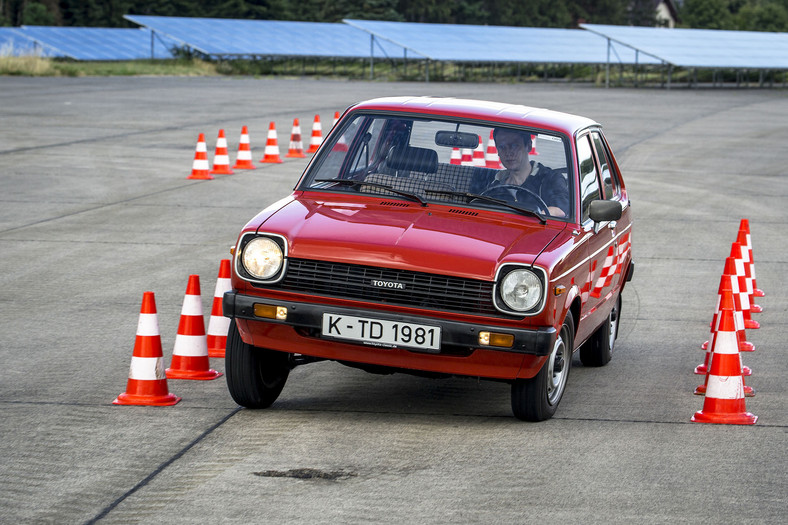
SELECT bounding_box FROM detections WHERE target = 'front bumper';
[223,291,556,357]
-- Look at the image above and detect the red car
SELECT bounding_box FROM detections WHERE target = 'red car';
[223,97,633,421]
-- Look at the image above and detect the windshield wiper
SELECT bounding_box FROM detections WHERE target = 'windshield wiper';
[424,188,546,224]
[314,178,428,207]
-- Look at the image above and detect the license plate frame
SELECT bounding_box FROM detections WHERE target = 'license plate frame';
[321,313,441,352]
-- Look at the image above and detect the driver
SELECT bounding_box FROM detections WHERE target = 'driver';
[488,128,569,217]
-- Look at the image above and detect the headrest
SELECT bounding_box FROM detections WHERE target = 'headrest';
[385,146,438,174]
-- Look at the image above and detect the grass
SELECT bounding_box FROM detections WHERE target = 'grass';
[0,54,218,77]
[1,51,785,87]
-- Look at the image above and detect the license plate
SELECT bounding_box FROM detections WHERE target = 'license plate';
[321,313,441,351]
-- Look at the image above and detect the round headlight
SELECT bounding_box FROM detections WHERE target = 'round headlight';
[241,237,283,280]
[500,269,542,312]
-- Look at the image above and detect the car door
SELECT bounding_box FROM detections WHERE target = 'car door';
[572,131,624,346]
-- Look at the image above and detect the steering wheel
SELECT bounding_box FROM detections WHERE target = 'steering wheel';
[480,184,550,215]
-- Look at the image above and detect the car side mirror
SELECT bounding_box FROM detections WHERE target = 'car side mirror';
[588,200,622,223]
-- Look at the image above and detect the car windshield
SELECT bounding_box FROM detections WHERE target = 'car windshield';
[300,113,574,220]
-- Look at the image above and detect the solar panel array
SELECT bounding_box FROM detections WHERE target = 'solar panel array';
[14,26,177,60]
[2,15,787,72]
[343,19,661,65]
[582,24,788,69]
[124,15,407,58]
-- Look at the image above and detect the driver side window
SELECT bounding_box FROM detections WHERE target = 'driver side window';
[577,135,600,223]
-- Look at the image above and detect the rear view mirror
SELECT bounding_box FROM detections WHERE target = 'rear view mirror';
[435,131,479,149]
[588,200,623,223]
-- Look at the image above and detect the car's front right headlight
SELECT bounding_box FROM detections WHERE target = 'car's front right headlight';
[500,268,543,312]
[241,237,283,280]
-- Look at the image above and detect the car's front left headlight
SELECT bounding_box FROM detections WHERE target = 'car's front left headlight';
[500,269,543,312]
[241,237,283,280]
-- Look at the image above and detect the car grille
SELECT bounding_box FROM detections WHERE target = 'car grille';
[274,258,499,316]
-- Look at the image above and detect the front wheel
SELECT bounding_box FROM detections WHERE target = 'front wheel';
[511,311,574,422]
[225,320,290,408]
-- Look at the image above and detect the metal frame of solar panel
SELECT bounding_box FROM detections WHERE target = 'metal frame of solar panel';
[124,15,406,60]
[17,26,176,60]
[582,24,788,87]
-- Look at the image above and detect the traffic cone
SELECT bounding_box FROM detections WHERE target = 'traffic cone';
[166,275,222,380]
[485,130,503,169]
[696,282,752,378]
[207,259,232,358]
[209,129,234,175]
[692,278,757,425]
[460,148,473,166]
[332,111,340,129]
[739,219,764,297]
[307,114,323,153]
[114,292,181,406]
[450,148,462,165]
[260,122,283,164]
[471,135,486,167]
[188,133,213,180]
[699,255,755,356]
[332,133,349,152]
[734,228,761,313]
[694,272,754,397]
[285,119,306,158]
[232,126,256,170]
[528,134,539,156]
[730,243,759,330]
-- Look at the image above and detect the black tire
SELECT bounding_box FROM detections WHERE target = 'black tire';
[579,294,621,367]
[511,311,574,422]
[225,320,290,409]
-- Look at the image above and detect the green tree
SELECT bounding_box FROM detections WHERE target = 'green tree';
[397,0,452,23]
[734,1,788,31]
[22,1,55,25]
[680,0,733,29]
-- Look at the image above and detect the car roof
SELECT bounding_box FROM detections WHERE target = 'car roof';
[347,96,600,136]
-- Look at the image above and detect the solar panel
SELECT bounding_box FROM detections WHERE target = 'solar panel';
[0,27,59,57]
[343,19,662,65]
[18,26,177,60]
[124,15,407,58]
[582,24,788,69]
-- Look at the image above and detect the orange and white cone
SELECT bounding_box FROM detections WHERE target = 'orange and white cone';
[260,122,283,164]
[188,133,213,180]
[207,259,232,358]
[166,275,222,380]
[285,119,306,158]
[730,243,759,329]
[529,134,539,156]
[485,130,503,169]
[332,111,340,129]
[232,126,256,170]
[307,114,323,153]
[692,278,757,425]
[209,129,234,175]
[698,256,754,364]
[471,135,486,167]
[450,148,462,165]
[739,219,764,297]
[695,272,754,397]
[460,148,473,166]
[696,286,752,378]
[734,229,761,313]
[114,292,181,406]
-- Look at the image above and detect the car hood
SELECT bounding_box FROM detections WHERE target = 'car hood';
[258,196,565,281]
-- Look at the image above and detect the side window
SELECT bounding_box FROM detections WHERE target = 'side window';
[577,135,600,223]
[591,132,619,200]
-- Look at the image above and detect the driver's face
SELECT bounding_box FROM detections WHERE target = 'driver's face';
[496,130,529,172]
